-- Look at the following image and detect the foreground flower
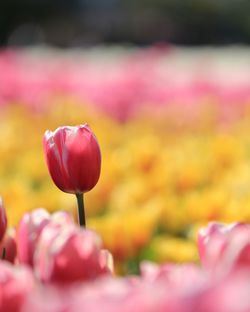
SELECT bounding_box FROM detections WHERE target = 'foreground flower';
[35,226,113,283]
[17,209,73,266]
[0,262,34,312]
[198,222,250,274]
[43,125,101,227]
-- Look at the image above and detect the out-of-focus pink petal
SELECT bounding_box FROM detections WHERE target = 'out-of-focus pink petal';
[17,208,50,266]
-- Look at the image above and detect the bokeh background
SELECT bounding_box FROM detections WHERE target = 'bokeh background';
[1,0,250,46]
[1,0,250,273]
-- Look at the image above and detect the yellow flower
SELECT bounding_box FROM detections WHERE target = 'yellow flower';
[149,235,199,263]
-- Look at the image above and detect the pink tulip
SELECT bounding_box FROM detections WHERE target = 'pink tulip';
[21,286,68,312]
[35,226,113,284]
[193,269,250,312]
[0,228,17,263]
[198,222,250,273]
[43,125,101,194]
[0,198,7,242]
[33,212,75,280]
[16,208,73,267]
[140,261,205,291]
[0,262,34,312]
[198,222,226,266]
[68,275,188,312]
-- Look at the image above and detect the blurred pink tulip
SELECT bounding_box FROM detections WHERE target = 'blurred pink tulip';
[193,269,250,312]
[17,208,74,267]
[198,222,226,266]
[21,286,68,312]
[43,125,101,194]
[0,262,34,312]
[198,222,250,273]
[140,261,205,291]
[35,226,113,284]
[69,274,190,312]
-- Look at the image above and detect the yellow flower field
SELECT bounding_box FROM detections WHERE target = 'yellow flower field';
[1,99,250,269]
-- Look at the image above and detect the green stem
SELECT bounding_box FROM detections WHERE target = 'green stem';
[76,193,86,227]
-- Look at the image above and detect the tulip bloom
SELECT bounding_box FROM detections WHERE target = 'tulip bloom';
[43,125,101,226]
[17,209,74,267]
[35,226,113,284]
[198,222,250,274]
[43,125,101,194]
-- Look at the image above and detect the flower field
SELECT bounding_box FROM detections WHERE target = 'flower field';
[0,46,250,312]
[1,46,250,278]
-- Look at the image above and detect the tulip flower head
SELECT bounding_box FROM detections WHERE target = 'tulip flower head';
[198,222,250,274]
[43,124,101,194]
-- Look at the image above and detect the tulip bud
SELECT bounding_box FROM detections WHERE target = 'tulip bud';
[35,227,113,284]
[0,198,7,242]
[43,125,101,194]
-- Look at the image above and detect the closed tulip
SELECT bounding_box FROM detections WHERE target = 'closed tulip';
[43,124,101,195]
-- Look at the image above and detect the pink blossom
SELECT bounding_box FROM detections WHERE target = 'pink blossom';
[35,226,113,284]
[43,125,101,194]
[198,222,250,273]
[17,209,74,267]
[0,262,34,312]
[140,261,205,290]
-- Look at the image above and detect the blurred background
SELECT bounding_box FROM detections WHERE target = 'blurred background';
[1,0,250,46]
[1,0,250,274]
